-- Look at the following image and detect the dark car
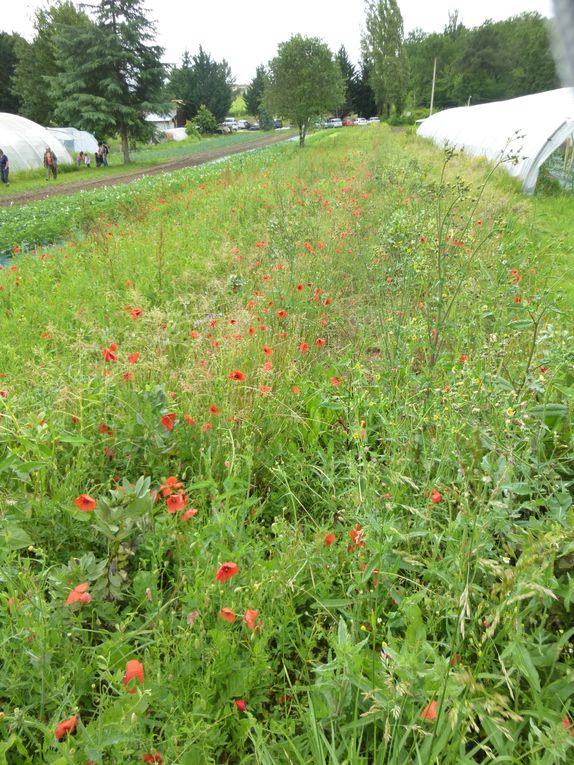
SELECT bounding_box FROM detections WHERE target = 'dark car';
[249,122,260,130]
[274,119,283,129]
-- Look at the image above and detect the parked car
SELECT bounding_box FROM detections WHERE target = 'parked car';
[222,118,239,131]
[273,119,283,129]
[342,117,355,127]
[325,118,343,128]
[248,122,260,130]
[355,117,368,125]
[237,120,249,130]
[368,116,381,124]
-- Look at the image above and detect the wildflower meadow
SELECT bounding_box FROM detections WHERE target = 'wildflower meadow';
[1,126,573,764]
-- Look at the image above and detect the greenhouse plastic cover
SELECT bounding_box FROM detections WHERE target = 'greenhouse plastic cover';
[0,113,72,172]
[47,127,99,156]
[417,88,574,194]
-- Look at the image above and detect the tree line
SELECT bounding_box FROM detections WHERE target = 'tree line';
[0,0,559,157]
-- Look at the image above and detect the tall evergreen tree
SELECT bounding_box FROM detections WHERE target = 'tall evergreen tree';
[169,47,233,123]
[361,0,408,117]
[52,0,166,162]
[335,46,357,116]
[0,32,26,114]
[244,65,267,118]
[354,62,378,117]
[12,1,90,125]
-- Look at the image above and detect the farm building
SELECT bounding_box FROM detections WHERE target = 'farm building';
[417,88,574,194]
[0,113,72,172]
[145,112,177,132]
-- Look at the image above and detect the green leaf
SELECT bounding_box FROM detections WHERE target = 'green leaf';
[2,522,33,551]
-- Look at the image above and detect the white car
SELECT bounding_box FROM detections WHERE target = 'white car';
[222,118,239,132]
[355,117,368,126]
[368,117,380,124]
[325,118,343,128]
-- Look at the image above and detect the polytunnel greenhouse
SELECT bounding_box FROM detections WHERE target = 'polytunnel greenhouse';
[0,113,72,172]
[47,127,99,156]
[417,88,574,194]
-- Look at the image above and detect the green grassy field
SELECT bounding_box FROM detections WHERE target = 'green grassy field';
[0,130,283,196]
[1,126,573,764]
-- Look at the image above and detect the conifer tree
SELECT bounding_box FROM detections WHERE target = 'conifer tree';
[244,65,267,117]
[53,0,166,162]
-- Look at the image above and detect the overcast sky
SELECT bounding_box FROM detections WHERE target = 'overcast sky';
[5,0,554,83]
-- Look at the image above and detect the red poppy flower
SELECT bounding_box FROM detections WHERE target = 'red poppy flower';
[244,609,259,631]
[316,338,326,347]
[263,362,272,372]
[201,422,213,432]
[263,345,273,356]
[228,370,245,381]
[66,582,91,606]
[209,404,221,415]
[102,346,118,362]
[219,607,237,623]
[74,494,96,512]
[128,352,140,364]
[292,386,300,396]
[160,476,183,497]
[181,507,198,521]
[143,752,163,763]
[166,492,187,513]
[123,659,144,693]
[324,533,336,546]
[296,283,304,291]
[349,524,365,551]
[299,342,309,353]
[459,354,468,362]
[184,414,196,426]
[216,562,240,583]
[431,489,443,504]
[259,385,271,394]
[330,377,341,386]
[234,698,247,712]
[160,413,176,432]
[562,717,574,737]
[55,714,78,741]
[276,309,287,318]
[420,699,438,722]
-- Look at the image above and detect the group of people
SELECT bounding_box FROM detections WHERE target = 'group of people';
[0,141,111,188]
[76,142,110,169]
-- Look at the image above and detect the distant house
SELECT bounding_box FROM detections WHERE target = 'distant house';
[145,112,177,132]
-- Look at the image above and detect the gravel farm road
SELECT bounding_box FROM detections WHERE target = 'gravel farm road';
[0,131,295,208]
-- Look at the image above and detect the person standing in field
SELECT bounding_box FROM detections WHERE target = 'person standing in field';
[0,150,9,185]
[44,147,57,180]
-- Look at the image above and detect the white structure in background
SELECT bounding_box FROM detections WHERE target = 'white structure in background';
[145,112,177,132]
[417,88,574,194]
[47,127,99,156]
[0,113,72,171]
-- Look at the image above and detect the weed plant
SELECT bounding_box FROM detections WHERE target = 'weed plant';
[0,127,573,764]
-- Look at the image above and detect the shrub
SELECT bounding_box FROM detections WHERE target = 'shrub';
[191,104,218,134]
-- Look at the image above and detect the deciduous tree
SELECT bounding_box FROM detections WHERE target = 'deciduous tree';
[0,32,26,114]
[362,0,408,117]
[264,35,344,147]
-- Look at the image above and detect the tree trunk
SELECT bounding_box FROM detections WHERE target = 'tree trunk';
[298,123,306,148]
[121,127,130,164]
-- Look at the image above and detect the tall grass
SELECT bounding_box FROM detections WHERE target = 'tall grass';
[0,126,572,764]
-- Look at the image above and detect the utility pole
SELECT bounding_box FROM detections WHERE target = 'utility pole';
[429,57,437,116]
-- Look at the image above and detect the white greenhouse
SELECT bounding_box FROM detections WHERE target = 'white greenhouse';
[417,88,574,194]
[47,127,99,156]
[0,113,72,171]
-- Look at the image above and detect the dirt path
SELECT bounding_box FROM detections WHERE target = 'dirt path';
[0,132,294,208]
